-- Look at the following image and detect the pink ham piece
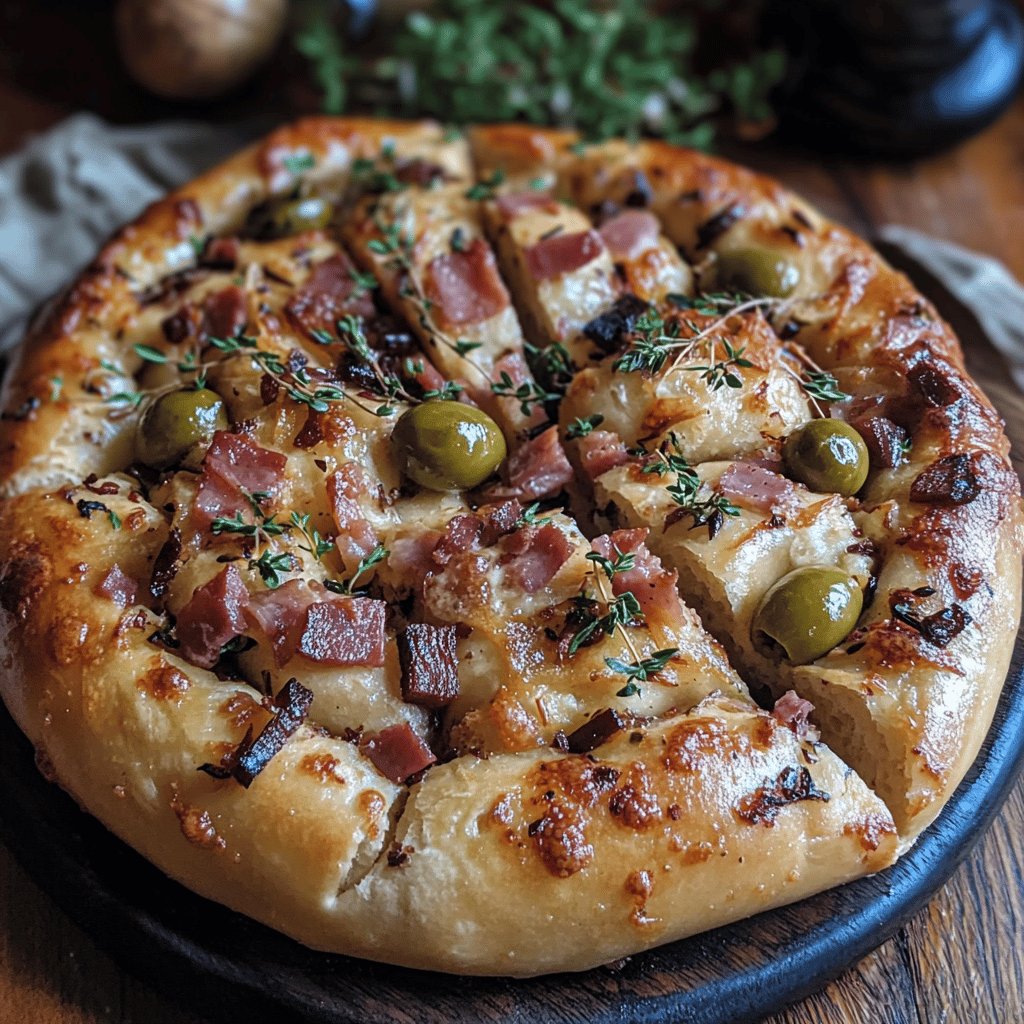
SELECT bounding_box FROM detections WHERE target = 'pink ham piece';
[481,499,523,542]
[194,432,288,530]
[524,229,604,281]
[362,723,436,783]
[327,464,379,573]
[295,599,387,666]
[717,462,799,515]
[772,690,817,740]
[501,523,574,594]
[245,579,311,667]
[496,190,559,221]
[176,565,250,669]
[492,426,573,501]
[285,252,375,338]
[598,210,660,262]
[388,530,444,582]
[246,581,386,668]
[431,514,486,568]
[577,430,630,481]
[425,239,511,329]
[592,528,684,621]
[202,285,248,339]
[93,564,139,607]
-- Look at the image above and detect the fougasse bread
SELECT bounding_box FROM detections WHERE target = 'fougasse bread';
[0,118,1019,976]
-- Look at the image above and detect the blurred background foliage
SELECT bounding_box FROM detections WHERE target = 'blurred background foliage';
[294,0,785,149]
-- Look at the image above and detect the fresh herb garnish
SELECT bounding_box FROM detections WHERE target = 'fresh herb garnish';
[325,544,389,594]
[799,370,849,404]
[490,372,561,417]
[565,414,604,440]
[294,0,784,147]
[606,648,679,690]
[568,591,642,656]
[515,502,554,528]
[290,512,333,561]
[644,434,740,537]
[249,550,297,589]
[282,152,316,176]
[465,169,505,201]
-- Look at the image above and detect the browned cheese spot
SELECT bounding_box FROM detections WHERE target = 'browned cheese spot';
[300,752,347,786]
[138,660,191,702]
[525,758,620,878]
[843,813,898,853]
[170,786,226,851]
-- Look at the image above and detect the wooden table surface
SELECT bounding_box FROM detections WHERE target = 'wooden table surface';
[1,71,1024,1024]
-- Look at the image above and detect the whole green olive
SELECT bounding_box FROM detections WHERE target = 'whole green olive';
[752,566,863,664]
[392,401,507,491]
[270,195,334,235]
[135,387,228,470]
[783,419,870,496]
[716,246,800,297]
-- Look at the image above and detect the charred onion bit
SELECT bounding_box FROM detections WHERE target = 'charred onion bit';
[696,203,746,249]
[910,452,983,506]
[398,624,460,708]
[909,361,962,407]
[566,708,628,754]
[582,294,650,354]
[734,765,830,826]
[150,527,182,599]
[890,589,973,647]
[851,415,908,470]
[198,678,314,789]
[362,723,437,783]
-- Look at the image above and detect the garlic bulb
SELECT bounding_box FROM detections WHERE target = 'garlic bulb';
[115,0,288,100]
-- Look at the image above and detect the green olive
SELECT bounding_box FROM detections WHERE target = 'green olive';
[392,401,507,491]
[270,196,334,235]
[135,388,228,470]
[752,566,863,664]
[716,246,800,297]
[783,419,870,496]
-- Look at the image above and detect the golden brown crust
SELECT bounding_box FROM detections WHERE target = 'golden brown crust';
[0,117,1018,975]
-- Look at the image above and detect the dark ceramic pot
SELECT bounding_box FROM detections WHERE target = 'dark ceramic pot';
[765,0,1024,156]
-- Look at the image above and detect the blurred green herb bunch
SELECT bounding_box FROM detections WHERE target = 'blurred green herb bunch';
[294,0,785,149]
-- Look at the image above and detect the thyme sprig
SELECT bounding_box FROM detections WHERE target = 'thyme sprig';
[565,413,605,440]
[642,434,740,538]
[490,372,562,417]
[515,502,554,529]
[212,496,339,589]
[612,296,780,383]
[606,648,679,689]
[325,544,390,595]
[781,345,851,415]
[566,544,678,694]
